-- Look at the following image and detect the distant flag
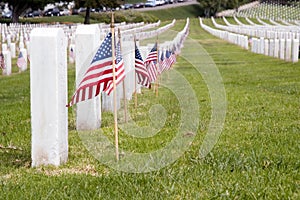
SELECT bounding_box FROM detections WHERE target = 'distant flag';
[67,33,113,107]
[158,50,167,73]
[145,43,158,64]
[17,51,26,69]
[170,49,176,66]
[135,44,151,88]
[69,46,75,60]
[0,52,5,70]
[145,43,158,82]
[164,49,176,70]
[146,61,158,82]
[165,50,172,70]
[104,40,125,95]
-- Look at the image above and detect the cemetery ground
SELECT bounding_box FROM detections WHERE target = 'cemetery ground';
[0,17,300,199]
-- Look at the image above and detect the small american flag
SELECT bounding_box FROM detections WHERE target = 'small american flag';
[165,50,175,70]
[69,47,75,60]
[17,51,26,69]
[145,43,157,64]
[146,61,157,82]
[158,50,166,73]
[0,52,5,70]
[135,44,151,88]
[67,33,113,107]
[104,40,125,95]
[145,43,158,82]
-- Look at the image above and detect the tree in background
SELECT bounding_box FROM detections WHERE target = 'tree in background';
[2,0,72,23]
[2,0,118,24]
[73,0,119,24]
[197,0,254,17]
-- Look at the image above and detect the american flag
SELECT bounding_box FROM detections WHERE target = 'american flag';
[158,50,166,73]
[145,43,158,82]
[135,44,151,88]
[165,50,175,70]
[69,47,75,60]
[104,40,125,95]
[144,43,157,64]
[17,51,26,69]
[67,33,113,107]
[169,49,176,67]
[0,52,5,70]
[146,61,157,82]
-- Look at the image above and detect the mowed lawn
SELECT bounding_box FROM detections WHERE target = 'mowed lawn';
[0,18,299,199]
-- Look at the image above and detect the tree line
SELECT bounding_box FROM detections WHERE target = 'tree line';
[2,0,118,23]
[3,0,297,23]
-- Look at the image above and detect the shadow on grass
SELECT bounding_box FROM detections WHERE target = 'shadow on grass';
[0,149,31,170]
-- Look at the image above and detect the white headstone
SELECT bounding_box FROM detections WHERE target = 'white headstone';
[2,50,11,75]
[30,28,68,167]
[259,37,264,54]
[75,24,101,130]
[285,39,292,61]
[10,43,16,58]
[292,39,299,63]
[279,39,285,60]
[269,39,274,57]
[19,41,25,50]
[7,34,11,47]
[20,48,28,71]
[264,39,269,56]
[274,39,279,58]
[2,43,7,51]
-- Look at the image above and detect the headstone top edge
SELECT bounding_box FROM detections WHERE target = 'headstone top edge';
[30,28,65,37]
[75,24,100,34]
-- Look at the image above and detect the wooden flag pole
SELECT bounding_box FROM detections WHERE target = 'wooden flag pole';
[118,28,128,123]
[134,36,138,109]
[111,12,119,161]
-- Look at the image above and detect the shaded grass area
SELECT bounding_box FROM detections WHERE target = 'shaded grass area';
[1,18,300,199]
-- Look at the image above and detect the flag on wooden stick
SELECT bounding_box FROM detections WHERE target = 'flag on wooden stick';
[145,43,158,64]
[17,51,26,69]
[69,47,75,60]
[104,40,125,95]
[145,43,158,82]
[67,33,113,107]
[0,52,5,70]
[135,43,151,88]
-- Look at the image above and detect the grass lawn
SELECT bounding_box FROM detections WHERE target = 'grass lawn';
[0,17,300,199]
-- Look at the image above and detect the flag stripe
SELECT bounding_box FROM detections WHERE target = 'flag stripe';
[67,33,113,107]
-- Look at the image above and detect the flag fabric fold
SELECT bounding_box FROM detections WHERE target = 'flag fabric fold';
[135,44,151,88]
[17,51,26,69]
[145,43,158,82]
[67,33,113,107]
[158,50,167,73]
[0,52,5,70]
[104,40,125,95]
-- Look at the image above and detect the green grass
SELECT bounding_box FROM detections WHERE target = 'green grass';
[144,4,204,21]
[1,14,300,200]
[19,15,92,24]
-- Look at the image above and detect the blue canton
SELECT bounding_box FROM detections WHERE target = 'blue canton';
[91,33,112,64]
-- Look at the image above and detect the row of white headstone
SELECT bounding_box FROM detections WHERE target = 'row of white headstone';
[236,2,300,21]
[200,17,299,63]
[68,19,175,65]
[0,20,162,76]
[213,17,300,40]
[30,18,190,167]
[199,18,249,50]
[251,37,299,62]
